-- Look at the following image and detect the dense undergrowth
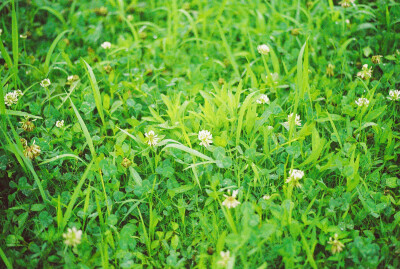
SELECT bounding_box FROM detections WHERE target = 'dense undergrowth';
[1,0,400,268]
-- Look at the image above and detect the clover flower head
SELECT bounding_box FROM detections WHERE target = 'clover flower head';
[23,140,41,160]
[286,113,302,127]
[121,158,132,168]
[56,120,64,128]
[266,72,279,84]
[66,75,79,85]
[198,130,213,147]
[4,90,23,106]
[217,250,231,267]
[256,94,270,104]
[357,64,372,80]
[388,90,400,101]
[257,44,270,55]
[63,227,82,247]
[328,233,345,254]
[222,190,240,209]
[263,194,271,200]
[286,169,304,188]
[339,0,355,8]
[0,29,2,36]
[145,130,159,146]
[326,63,335,77]
[101,41,112,49]
[355,97,369,107]
[20,117,35,132]
[371,55,383,64]
[40,78,51,88]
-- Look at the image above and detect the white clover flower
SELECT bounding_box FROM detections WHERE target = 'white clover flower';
[355,97,369,107]
[101,41,112,49]
[40,78,51,88]
[357,64,372,80]
[23,140,41,160]
[286,169,304,188]
[263,194,271,200]
[127,15,134,21]
[63,227,82,247]
[388,90,400,101]
[286,113,302,127]
[339,0,355,8]
[19,34,27,39]
[266,72,279,84]
[257,44,270,55]
[198,130,213,147]
[222,190,240,209]
[345,19,350,24]
[328,233,345,254]
[0,29,2,36]
[256,94,270,104]
[67,75,74,81]
[217,250,231,267]
[4,90,23,106]
[371,55,383,64]
[145,130,159,146]
[56,120,64,128]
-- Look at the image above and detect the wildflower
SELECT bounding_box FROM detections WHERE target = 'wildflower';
[266,72,279,84]
[198,130,213,147]
[388,90,400,101]
[104,65,113,73]
[144,130,159,146]
[290,28,300,36]
[20,34,27,39]
[56,120,64,128]
[63,227,83,247]
[328,233,345,254]
[217,250,231,267]
[345,19,350,24]
[121,158,132,168]
[4,90,23,106]
[339,0,355,8]
[127,14,134,21]
[20,138,28,148]
[20,117,35,132]
[66,75,79,85]
[326,63,334,77]
[23,141,41,160]
[286,113,302,127]
[257,44,270,55]
[40,78,51,88]
[218,78,225,85]
[222,190,240,209]
[101,41,111,49]
[263,194,271,200]
[357,64,372,80]
[94,6,108,16]
[256,94,270,105]
[371,55,383,64]
[0,29,2,36]
[285,169,304,188]
[355,97,369,107]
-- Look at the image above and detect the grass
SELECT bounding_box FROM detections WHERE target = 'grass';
[1,0,400,268]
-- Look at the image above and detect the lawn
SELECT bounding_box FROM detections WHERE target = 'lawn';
[1,0,400,268]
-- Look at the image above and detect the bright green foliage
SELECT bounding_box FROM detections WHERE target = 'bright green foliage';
[1,0,400,268]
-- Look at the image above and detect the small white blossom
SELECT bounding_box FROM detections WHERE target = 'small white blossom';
[355,97,369,107]
[266,72,279,84]
[339,0,355,8]
[328,233,345,254]
[286,169,304,188]
[19,34,27,39]
[388,90,400,101]
[222,190,240,209]
[40,78,51,88]
[56,120,64,128]
[145,130,159,146]
[257,44,270,55]
[198,130,213,147]
[0,29,2,36]
[286,113,302,127]
[357,64,372,80]
[263,194,271,200]
[218,250,231,267]
[4,90,23,106]
[256,94,270,104]
[63,227,82,247]
[101,41,112,49]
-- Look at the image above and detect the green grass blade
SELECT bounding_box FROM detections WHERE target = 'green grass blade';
[82,59,106,127]
[44,30,71,74]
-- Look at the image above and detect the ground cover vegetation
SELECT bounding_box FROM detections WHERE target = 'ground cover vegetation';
[1,0,400,268]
